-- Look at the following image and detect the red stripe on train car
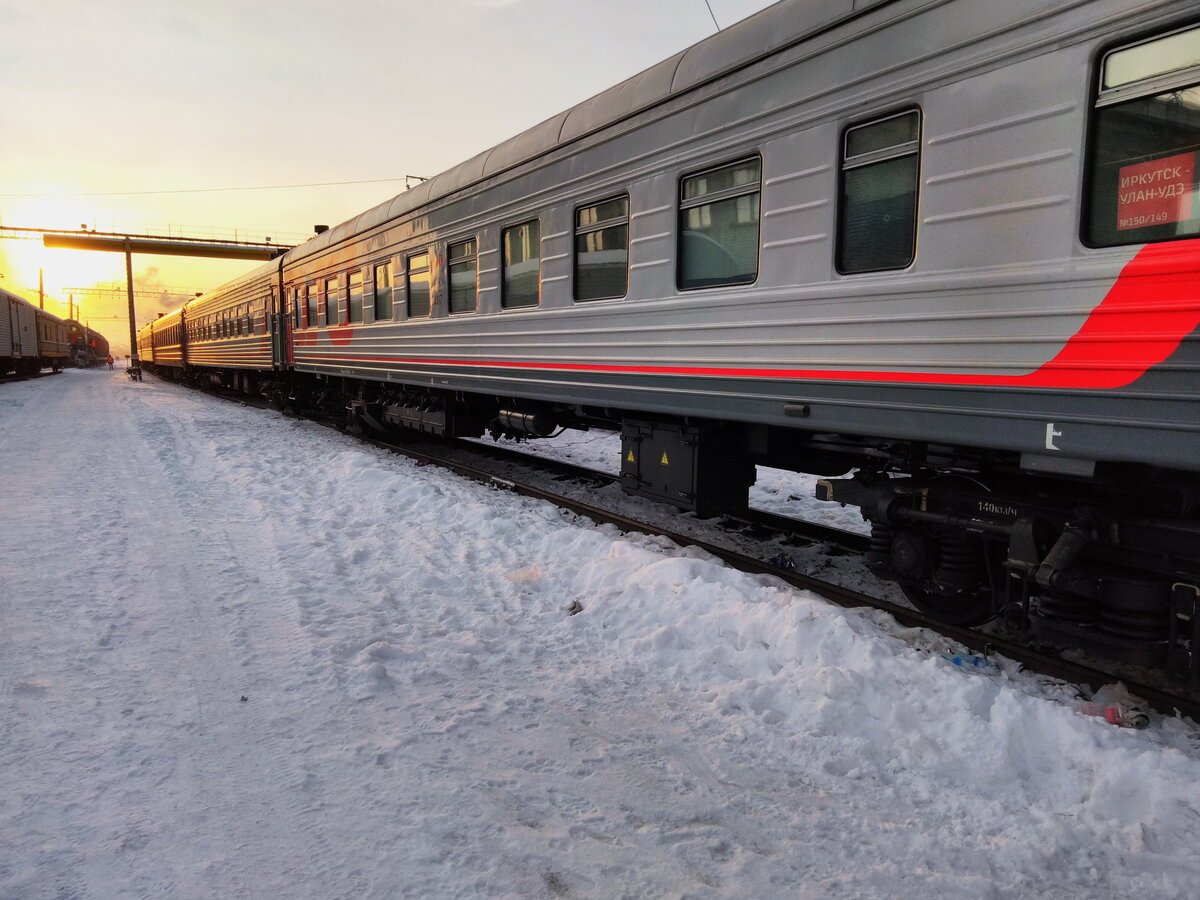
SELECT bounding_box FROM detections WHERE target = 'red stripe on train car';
[297,240,1200,390]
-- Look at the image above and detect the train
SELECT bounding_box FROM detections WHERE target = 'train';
[66,320,111,368]
[1,287,70,376]
[138,0,1200,679]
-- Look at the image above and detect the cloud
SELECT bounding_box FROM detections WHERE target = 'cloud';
[136,266,193,316]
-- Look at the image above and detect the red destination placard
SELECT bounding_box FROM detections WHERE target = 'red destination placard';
[1117,151,1195,231]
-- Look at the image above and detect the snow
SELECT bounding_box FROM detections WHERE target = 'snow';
[3,369,1200,898]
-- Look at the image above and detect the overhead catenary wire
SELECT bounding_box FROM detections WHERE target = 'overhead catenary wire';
[704,0,721,31]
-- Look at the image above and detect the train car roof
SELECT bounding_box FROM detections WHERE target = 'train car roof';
[37,309,67,324]
[185,256,280,315]
[285,0,894,266]
[1,286,71,324]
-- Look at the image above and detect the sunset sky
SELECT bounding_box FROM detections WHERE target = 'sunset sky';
[1,0,778,354]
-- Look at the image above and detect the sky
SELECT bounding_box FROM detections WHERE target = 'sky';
[0,0,781,354]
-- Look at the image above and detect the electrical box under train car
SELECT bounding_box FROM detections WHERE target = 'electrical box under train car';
[620,421,754,518]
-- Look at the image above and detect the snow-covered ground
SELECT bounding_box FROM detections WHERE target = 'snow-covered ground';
[3,370,1200,899]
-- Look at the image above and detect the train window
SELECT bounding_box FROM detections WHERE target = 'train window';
[575,195,629,301]
[306,284,317,328]
[408,252,432,317]
[325,277,340,326]
[1086,24,1200,246]
[448,238,477,314]
[837,110,920,274]
[678,157,760,290]
[292,288,301,329]
[502,220,540,308]
[373,262,393,321]
[347,272,364,324]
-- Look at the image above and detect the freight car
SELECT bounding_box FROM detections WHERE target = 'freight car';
[139,0,1200,677]
[2,287,69,376]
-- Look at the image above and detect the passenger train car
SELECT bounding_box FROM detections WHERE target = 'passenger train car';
[2,287,69,376]
[139,0,1200,677]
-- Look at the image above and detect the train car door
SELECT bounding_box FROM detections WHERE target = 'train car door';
[282,286,296,367]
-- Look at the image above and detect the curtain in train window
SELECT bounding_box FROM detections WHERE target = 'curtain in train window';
[448,239,478,313]
[373,263,393,321]
[575,196,629,301]
[678,157,760,290]
[502,221,540,308]
[408,253,432,317]
[348,271,364,324]
[306,285,317,328]
[325,278,339,326]
[1087,24,1200,246]
[837,111,920,274]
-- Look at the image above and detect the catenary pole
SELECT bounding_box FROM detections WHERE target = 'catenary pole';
[125,238,137,367]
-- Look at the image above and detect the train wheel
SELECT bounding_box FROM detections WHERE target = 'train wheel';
[901,584,996,627]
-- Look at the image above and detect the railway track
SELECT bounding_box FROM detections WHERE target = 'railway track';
[200,381,1200,723]
[0,370,62,384]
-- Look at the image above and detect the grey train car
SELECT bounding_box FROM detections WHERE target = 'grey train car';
[135,319,153,368]
[35,308,69,371]
[2,287,68,375]
[147,307,186,372]
[184,261,279,392]
[2,288,41,376]
[135,261,283,393]
[141,0,1200,675]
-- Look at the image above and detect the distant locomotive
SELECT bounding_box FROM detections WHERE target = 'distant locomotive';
[66,320,111,368]
[1,287,69,376]
[139,0,1200,678]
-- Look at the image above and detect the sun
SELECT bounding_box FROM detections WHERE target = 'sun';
[1,192,129,307]
[0,231,125,317]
